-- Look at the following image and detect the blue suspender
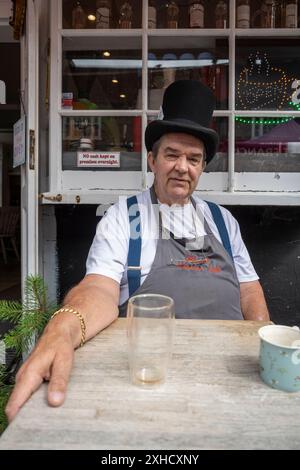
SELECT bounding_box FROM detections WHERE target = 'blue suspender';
[126,197,233,297]
[126,196,142,297]
[205,200,233,260]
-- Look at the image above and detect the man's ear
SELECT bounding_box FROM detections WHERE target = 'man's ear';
[147,151,155,173]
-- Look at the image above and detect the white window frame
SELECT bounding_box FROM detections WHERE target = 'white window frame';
[43,0,300,205]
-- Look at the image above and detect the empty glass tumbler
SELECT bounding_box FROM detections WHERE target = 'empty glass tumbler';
[127,294,175,387]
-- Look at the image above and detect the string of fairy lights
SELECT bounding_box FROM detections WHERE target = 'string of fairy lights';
[237,68,289,110]
[235,51,300,126]
[235,100,300,126]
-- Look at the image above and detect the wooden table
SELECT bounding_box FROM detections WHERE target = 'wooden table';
[1,319,300,450]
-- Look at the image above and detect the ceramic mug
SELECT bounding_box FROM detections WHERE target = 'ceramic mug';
[258,325,300,392]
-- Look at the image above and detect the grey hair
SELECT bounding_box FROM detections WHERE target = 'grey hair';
[151,137,164,159]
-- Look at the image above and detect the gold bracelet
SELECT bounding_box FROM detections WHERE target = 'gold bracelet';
[51,306,86,348]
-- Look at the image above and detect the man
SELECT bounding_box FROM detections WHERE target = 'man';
[6,80,269,422]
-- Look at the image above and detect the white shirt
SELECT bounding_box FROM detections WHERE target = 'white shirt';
[86,189,259,305]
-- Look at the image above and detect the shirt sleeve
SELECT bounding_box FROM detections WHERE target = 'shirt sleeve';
[219,206,259,283]
[85,200,129,284]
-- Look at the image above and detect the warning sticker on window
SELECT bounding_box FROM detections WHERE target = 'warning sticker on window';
[77,151,120,167]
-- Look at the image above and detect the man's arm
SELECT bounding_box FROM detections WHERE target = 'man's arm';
[240,280,270,321]
[5,274,120,422]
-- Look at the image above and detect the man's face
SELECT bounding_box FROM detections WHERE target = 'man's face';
[147,133,206,205]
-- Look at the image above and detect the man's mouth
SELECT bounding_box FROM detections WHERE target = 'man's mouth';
[169,178,189,184]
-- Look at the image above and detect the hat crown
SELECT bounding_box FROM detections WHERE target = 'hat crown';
[145,79,219,163]
[161,80,215,128]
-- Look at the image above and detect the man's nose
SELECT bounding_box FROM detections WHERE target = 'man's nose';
[174,156,188,172]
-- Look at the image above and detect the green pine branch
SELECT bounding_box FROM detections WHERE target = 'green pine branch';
[0,275,58,435]
[0,300,23,323]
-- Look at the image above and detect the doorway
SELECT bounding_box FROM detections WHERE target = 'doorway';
[0,9,21,345]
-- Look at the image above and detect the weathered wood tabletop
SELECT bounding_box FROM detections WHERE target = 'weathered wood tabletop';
[1,318,300,450]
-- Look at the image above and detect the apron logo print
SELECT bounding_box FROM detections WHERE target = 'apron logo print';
[173,255,221,272]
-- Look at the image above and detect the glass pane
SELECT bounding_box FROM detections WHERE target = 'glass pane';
[206,116,228,172]
[150,1,229,29]
[62,116,142,171]
[235,116,300,172]
[148,37,229,110]
[236,0,298,29]
[146,116,228,172]
[236,38,300,111]
[62,0,142,29]
[62,36,142,110]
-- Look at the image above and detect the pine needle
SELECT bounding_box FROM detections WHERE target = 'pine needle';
[0,301,23,323]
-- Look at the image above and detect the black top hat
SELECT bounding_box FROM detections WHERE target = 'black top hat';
[145,80,219,163]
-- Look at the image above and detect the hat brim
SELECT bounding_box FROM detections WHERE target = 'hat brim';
[145,119,219,163]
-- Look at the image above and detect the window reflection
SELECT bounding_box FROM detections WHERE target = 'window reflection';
[62,0,142,29]
[148,0,229,29]
[62,116,142,171]
[206,117,228,172]
[62,1,230,29]
[236,38,300,111]
[148,37,229,110]
[62,37,142,110]
[147,116,228,172]
[235,117,300,172]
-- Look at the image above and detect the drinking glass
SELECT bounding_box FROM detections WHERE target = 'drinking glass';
[127,294,175,387]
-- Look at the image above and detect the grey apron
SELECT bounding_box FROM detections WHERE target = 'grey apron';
[120,188,243,319]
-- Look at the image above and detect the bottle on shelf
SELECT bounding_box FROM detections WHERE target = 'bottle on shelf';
[119,1,133,29]
[71,1,86,29]
[285,0,298,27]
[148,0,157,29]
[252,0,282,27]
[166,1,179,28]
[215,0,227,28]
[189,1,205,28]
[278,0,285,27]
[236,0,250,28]
[95,0,111,29]
[260,0,278,28]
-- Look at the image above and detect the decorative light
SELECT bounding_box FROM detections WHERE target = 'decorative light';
[235,116,294,125]
[103,51,111,57]
[235,99,300,126]
[88,14,96,21]
[236,51,300,125]
[112,79,119,84]
[237,51,293,111]
[120,94,126,98]
[289,100,300,111]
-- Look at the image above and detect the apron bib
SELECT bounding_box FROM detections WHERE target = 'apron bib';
[120,188,243,320]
